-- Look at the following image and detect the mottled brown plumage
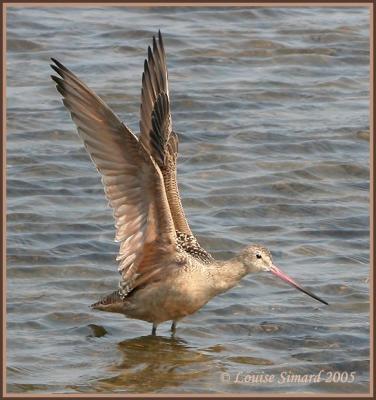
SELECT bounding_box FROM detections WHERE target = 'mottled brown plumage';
[51,31,328,335]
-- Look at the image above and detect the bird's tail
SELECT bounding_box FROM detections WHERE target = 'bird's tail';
[91,290,125,313]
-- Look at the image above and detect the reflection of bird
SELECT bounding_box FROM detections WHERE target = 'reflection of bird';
[51,31,328,336]
[93,335,212,392]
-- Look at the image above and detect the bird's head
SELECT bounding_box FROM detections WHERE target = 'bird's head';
[239,244,328,305]
[240,244,274,273]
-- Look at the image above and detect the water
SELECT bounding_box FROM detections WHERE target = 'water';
[6,6,370,394]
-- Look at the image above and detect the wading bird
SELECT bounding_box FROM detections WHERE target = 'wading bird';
[51,31,328,336]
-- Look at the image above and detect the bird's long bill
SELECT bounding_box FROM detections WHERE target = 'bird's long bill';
[269,265,328,305]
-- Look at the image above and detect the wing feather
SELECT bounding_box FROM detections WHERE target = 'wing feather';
[139,32,193,236]
[139,31,171,163]
[138,33,214,263]
[51,58,176,296]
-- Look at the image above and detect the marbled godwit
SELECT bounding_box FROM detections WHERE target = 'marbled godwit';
[51,31,328,336]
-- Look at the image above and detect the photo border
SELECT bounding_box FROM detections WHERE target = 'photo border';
[1,1,374,398]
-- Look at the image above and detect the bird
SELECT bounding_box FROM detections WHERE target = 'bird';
[50,31,328,336]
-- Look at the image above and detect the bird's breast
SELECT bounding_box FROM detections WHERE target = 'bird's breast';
[125,263,214,323]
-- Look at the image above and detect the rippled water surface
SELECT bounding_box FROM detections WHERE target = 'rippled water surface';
[7,6,370,394]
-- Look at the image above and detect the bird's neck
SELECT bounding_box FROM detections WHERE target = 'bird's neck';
[209,256,248,296]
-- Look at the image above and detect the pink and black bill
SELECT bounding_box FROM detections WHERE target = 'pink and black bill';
[269,265,328,305]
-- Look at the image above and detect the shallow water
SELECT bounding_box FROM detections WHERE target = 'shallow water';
[6,6,370,394]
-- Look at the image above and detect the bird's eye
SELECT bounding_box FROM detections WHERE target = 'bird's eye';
[256,253,262,259]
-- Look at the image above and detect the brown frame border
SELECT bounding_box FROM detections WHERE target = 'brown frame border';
[1,1,374,399]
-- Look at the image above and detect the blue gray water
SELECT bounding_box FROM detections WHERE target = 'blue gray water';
[7,6,370,394]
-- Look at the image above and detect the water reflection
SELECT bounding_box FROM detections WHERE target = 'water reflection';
[93,335,213,393]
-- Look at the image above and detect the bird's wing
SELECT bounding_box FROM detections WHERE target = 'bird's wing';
[139,31,193,236]
[139,30,170,164]
[51,58,176,297]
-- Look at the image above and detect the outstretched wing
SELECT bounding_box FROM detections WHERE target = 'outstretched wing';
[139,31,192,235]
[139,32,213,264]
[139,30,170,164]
[51,58,176,296]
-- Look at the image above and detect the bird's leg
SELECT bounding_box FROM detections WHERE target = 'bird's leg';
[171,321,177,334]
[151,323,157,336]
